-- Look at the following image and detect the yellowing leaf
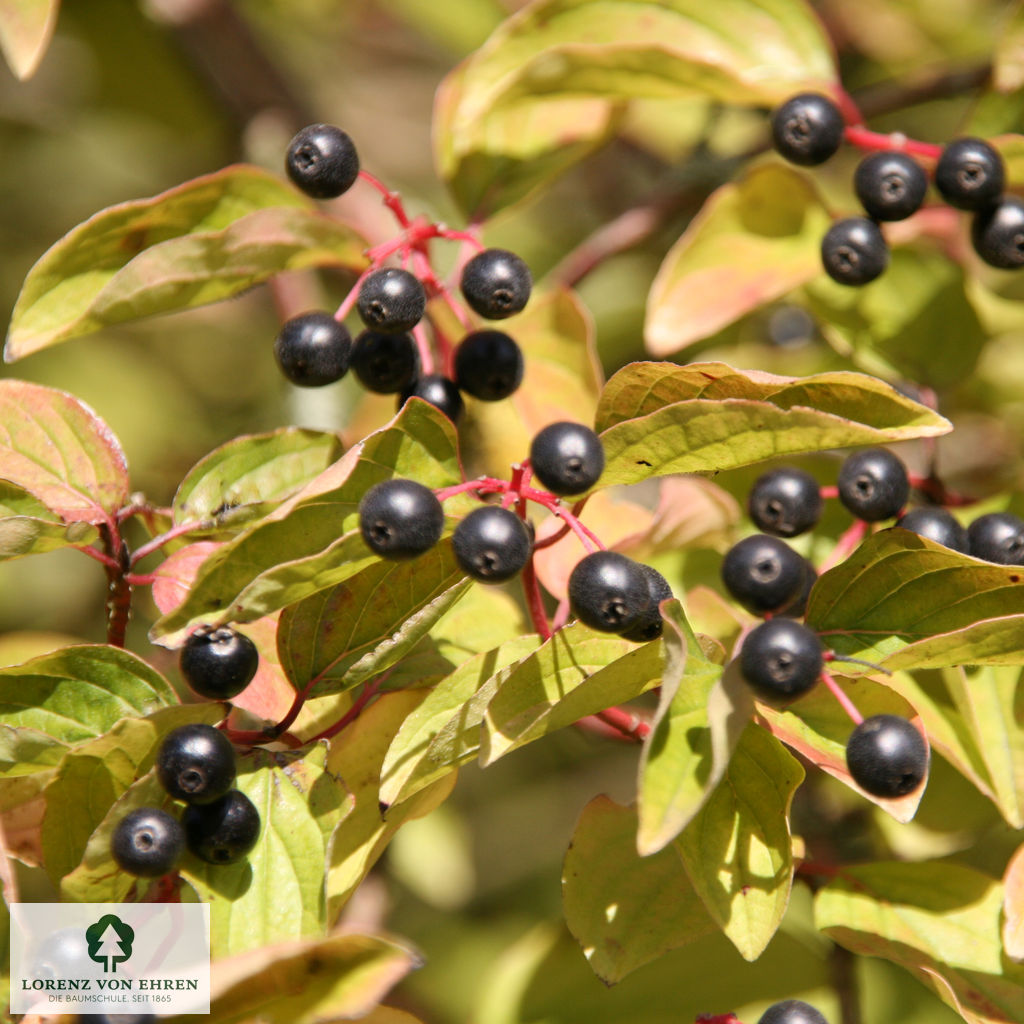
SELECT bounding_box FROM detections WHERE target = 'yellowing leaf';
[646,164,831,355]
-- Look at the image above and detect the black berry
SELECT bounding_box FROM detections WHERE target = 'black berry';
[971,196,1024,269]
[821,217,889,286]
[620,564,673,643]
[854,150,927,221]
[359,478,444,560]
[452,506,532,583]
[156,724,236,806]
[454,329,524,401]
[568,551,651,634]
[721,534,808,615]
[935,137,1004,211]
[285,124,359,200]
[111,807,184,877]
[748,466,822,537]
[770,93,844,166]
[180,625,259,701]
[837,448,909,521]
[896,507,969,553]
[357,268,426,333]
[739,618,822,701]
[274,312,351,387]
[967,511,1024,564]
[183,789,261,865]
[399,374,464,424]
[460,248,532,319]
[351,330,419,394]
[845,714,928,797]
[529,422,605,496]
[759,1000,829,1024]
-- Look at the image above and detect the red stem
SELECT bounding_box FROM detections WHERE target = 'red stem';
[130,520,206,566]
[307,678,382,742]
[435,477,507,503]
[844,125,942,160]
[358,170,412,228]
[521,556,553,640]
[818,518,869,573]
[592,706,650,741]
[412,322,436,376]
[819,667,865,725]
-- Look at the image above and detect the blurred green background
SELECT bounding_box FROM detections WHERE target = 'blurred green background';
[2,3,1022,1022]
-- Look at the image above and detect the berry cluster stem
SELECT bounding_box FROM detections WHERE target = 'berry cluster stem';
[843,125,942,160]
[819,668,865,726]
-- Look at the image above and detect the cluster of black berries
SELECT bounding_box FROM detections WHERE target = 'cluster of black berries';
[110,724,260,877]
[273,124,531,425]
[725,444,1024,797]
[771,93,1023,284]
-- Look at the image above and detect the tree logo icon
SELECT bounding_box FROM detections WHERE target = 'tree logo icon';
[85,915,135,973]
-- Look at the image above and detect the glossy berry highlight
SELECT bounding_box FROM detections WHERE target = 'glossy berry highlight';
[351,330,418,394]
[111,807,184,878]
[568,551,651,634]
[771,93,844,166]
[359,478,444,560]
[739,618,823,701]
[452,505,532,583]
[721,534,809,615]
[748,466,822,538]
[529,422,605,496]
[971,196,1024,269]
[460,248,532,319]
[967,511,1024,564]
[180,625,259,701]
[896,507,968,553]
[837,448,909,521]
[357,268,426,333]
[454,330,524,401]
[854,150,927,221]
[285,124,359,199]
[935,137,1004,211]
[183,789,261,865]
[156,724,236,806]
[399,374,464,424]
[620,564,673,643]
[821,217,888,285]
[846,714,928,797]
[274,312,351,387]
[758,1000,829,1024]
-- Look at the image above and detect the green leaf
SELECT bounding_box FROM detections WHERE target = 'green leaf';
[173,427,345,529]
[942,665,1024,829]
[0,725,66,813]
[5,166,366,360]
[803,250,987,391]
[563,795,718,984]
[326,691,457,920]
[756,674,928,821]
[1004,841,1024,960]
[278,541,472,696]
[481,622,662,765]
[150,401,464,646]
[806,530,1024,665]
[378,637,540,806]
[637,602,745,854]
[41,704,223,886]
[646,165,831,356]
[815,861,1024,1024]
[182,742,350,957]
[0,380,130,521]
[0,0,59,80]
[436,0,837,217]
[675,723,803,961]
[594,362,950,488]
[0,480,98,561]
[0,644,174,743]
[205,932,420,1024]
